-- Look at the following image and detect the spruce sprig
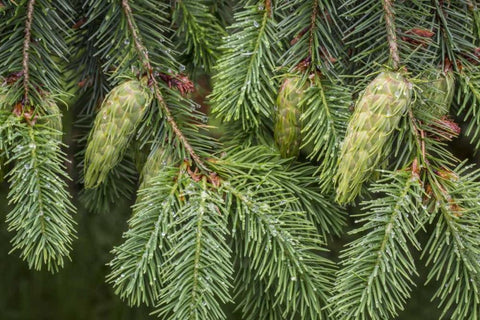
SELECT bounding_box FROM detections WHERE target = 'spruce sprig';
[210,146,338,319]
[154,177,233,320]
[331,169,425,320]
[423,164,480,319]
[0,0,74,107]
[210,1,279,129]
[2,118,76,273]
[107,165,181,307]
[171,0,226,72]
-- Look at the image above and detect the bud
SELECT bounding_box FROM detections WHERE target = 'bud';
[274,75,307,158]
[335,71,412,204]
[418,70,455,118]
[84,79,152,188]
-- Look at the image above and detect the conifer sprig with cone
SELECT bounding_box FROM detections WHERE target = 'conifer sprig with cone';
[0,0,479,319]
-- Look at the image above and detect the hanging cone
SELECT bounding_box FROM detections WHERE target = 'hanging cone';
[41,98,63,133]
[139,147,172,189]
[274,75,307,158]
[418,70,455,118]
[335,71,412,204]
[84,79,152,188]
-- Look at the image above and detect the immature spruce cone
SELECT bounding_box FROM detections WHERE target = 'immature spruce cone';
[418,70,455,118]
[84,79,152,188]
[335,71,412,204]
[41,98,62,133]
[274,75,306,158]
[139,147,171,189]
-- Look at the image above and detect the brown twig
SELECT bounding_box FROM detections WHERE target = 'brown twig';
[382,0,400,70]
[121,0,209,172]
[22,0,36,103]
[265,0,272,16]
[408,108,427,165]
[308,0,318,59]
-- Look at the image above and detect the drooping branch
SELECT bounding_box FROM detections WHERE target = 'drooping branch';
[120,0,209,172]
[382,0,400,69]
[22,0,36,102]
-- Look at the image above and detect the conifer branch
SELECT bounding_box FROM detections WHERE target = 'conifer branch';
[107,165,181,306]
[210,2,279,128]
[155,177,233,320]
[306,0,320,61]
[2,117,76,273]
[22,0,35,102]
[423,165,480,319]
[171,0,225,71]
[121,0,209,172]
[332,169,424,320]
[382,0,400,69]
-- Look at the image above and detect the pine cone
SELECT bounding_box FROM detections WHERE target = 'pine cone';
[41,98,62,133]
[418,70,455,118]
[274,75,306,158]
[335,71,412,204]
[84,79,152,188]
[139,147,171,189]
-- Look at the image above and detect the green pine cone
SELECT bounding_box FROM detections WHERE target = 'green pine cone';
[335,71,412,204]
[139,147,172,189]
[274,75,306,158]
[41,98,63,133]
[418,70,455,118]
[84,79,152,188]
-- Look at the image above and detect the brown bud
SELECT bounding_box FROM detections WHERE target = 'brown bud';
[158,73,194,96]
[432,117,461,140]
[436,168,459,181]
[72,17,87,29]
[5,71,24,85]
[402,28,434,47]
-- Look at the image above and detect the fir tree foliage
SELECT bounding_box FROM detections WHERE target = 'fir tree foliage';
[423,163,480,320]
[1,0,480,319]
[210,146,338,319]
[210,0,279,129]
[331,169,425,320]
[1,116,76,272]
[0,0,76,273]
[171,0,226,72]
[277,0,351,190]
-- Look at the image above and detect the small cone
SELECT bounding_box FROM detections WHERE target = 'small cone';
[418,70,455,118]
[41,98,63,133]
[139,147,172,189]
[274,75,306,158]
[335,71,412,204]
[84,79,152,188]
